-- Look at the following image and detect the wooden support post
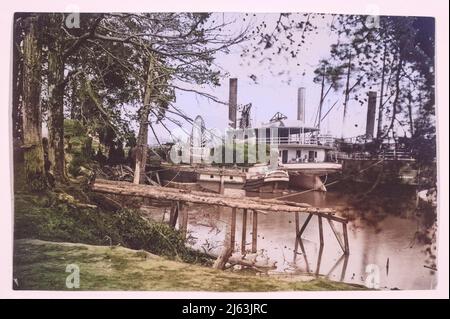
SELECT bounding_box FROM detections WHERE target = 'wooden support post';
[316,244,324,276]
[213,220,233,270]
[298,213,313,238]
[293,237,299,262]
[169,203,174,226]
[296,237,310,273]
[318,216,324,247]
[327,218,345,253]
[230,207,237,249]
[177,201,182,228]
[155,171,161,185]
[251,210,258,253]
[241,209,247,255]
[219,173,225,195]
[343,222,350,255]
[179,202,188,240]
[326,254,345,277]
[169,201,178,228]
[340,254,349,281]
[295,212,300,237]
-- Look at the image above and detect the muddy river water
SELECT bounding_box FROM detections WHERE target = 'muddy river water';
[179,189,437,290]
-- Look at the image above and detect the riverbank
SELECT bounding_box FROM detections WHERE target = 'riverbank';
[13,165,367,291]
[13,178,212,265]
[13,239,366,291]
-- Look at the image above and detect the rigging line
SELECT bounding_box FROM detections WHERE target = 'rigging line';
[149,148,163,160]
[320,99,339,122]
[165,104,224,142]
[144,166,185,173]
[149,122,162,147]
[150,108,191,137]
[312,101,320,128]
[162,168,182,188]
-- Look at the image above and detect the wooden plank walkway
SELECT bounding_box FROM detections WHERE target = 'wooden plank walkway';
[91,179,350,255]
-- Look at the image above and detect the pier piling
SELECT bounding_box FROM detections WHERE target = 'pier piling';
[252,210,258,253]
[230,208,237,249]
[318,216,324,247]
[343,222,350,255]
[241,209,248,254]
[179,202,188,239]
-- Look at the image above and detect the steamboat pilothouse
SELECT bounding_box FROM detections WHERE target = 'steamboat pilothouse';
[248,109,341,191]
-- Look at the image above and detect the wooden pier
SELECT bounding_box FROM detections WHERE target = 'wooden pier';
[91,179,350,259]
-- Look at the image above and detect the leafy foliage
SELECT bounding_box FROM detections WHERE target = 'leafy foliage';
[14,186,212,265]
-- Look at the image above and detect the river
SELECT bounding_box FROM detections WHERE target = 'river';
[182,187,437,290]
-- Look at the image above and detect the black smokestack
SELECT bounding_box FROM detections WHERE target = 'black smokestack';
[229,78,238,129]
[297,87,305,123]
[366,91,377,139]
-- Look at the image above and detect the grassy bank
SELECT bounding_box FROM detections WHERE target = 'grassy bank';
[14,239,366,291]
[13,178,211,265]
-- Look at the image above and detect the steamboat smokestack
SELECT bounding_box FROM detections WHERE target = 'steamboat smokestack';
[297,87,306,123]
[229,78,238,129]
[366,91,377,139]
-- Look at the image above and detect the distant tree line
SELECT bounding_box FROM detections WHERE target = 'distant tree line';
[242,14,436,163]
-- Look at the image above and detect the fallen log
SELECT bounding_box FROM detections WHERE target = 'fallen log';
[93,178,312,208]
[211,251,277,270]
[91,179,346,222]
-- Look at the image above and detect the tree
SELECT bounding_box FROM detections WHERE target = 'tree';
[312,59,343,131]
[320,15,434,156]
[240,13,325,84]
[36,14,104,182]
[133,54,159,184]
[46,14,68,181]
[86,13,247,183]
[43,13,246,184]
[19,14,47,191]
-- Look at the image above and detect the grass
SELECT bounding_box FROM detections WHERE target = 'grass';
[13,187,212,265]
[14,239,366,291]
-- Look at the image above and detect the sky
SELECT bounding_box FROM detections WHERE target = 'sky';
[150,13,384,145]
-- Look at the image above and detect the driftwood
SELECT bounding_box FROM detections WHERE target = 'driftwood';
[213,223,233,270]
[97,165,134,182]
[211,251,277,271]
[91,179,346,222]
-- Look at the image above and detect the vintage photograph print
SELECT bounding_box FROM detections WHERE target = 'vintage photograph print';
[11,12,437,291]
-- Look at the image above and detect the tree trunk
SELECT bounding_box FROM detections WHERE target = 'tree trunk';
[385,56,403,137]
[21,15,47,191]
[407,90,414,137]
[376,44,387,139]
[70,76,78,120]
[12,19,23,142]
[317,71,325,132]
[47,38,67,182]
[133,56,155,184]
[341,54,352,137]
